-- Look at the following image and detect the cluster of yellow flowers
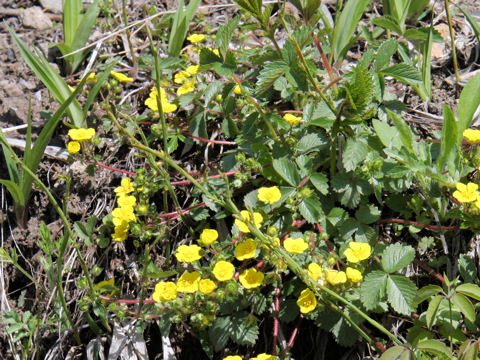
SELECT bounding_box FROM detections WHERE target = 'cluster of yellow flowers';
[452,182,480,209]
[223,353,277,360]
[174,64,199,96]
[67,128,95,154]
[463,129,480,143]
[111,178,136,242]
[144,87,178,114]
[187,33,206,43]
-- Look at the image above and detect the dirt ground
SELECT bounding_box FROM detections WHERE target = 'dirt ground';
[1,0,480,359]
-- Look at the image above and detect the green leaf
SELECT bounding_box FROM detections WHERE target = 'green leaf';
[299,197,323,224]
[426,295,442,329]
[415,339,452,357]
[309,173,329,195]
[228,312,259,346]
[437,105,458,170]
[279,299,299,323]
[355,204,381,224]
[372,119,402,149]
[0,180,24,207]
[331,172,371,208]
[375,39,398,71]
[63,0,82,46]
[360,270,387,310]
[256,61,289,95]
[452,293,475,323]
[457,71,480,143]
[273,158,300,186]
[457,339,479,360]
[386,275,417,315]
[459,6,480,43]
[168,0,201,57]
[386,109,414,155]
[83,61,117,118]
[209,317,230,351]
[372,16,404,35]
[413,285,443,308]
[379,345,412,360]
[381,64,422,84]
[233,0,262,18]
[216,16,239,60]
[381,243,415,273]
[343,138,368,171]
[343,65,375,120]
[456,284,480,301]
[296,133,329,154]
[458,254,477,283]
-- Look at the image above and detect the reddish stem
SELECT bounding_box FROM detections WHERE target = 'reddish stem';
[286,316,302,350]
[376,218,460,231]
[272,286,281,355]
[95,160,136,176]
[413,258,446,284]
[311,32,335,82]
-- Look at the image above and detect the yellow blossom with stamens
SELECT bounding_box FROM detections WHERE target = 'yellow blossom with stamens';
[343,242,371,263]
[296,288,317,314]
[452,182,479,203]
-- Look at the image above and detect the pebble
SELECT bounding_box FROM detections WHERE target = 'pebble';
[22,6,53,30]
[39,0,63,14]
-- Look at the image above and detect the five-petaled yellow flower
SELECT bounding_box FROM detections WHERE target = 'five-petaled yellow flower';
[175,244,202,263]
[187,34,206,43]
[296,288,317,314]
[235,238,257,260]
[343,242,371,263]
[325,270,347,285]
[111,70,133,83]
[144,87,177,113]
[176,271,201,293]
[283,113,302,126]
[68,128,96,141]
[463,129,480,143]
[452,182,479,203]
[307,263,323,281]
[235,210,263,233]
[199,228,218,246]
[153,281,177,301]
[114,177,134,196]
[177,78,196,96]
[212,261,235,282]
[283,237,308,254]
[67,141,80,154]
[239,268,264,289]
[346,267,363,283]
[257,186,281,205]
[198,279,216,294]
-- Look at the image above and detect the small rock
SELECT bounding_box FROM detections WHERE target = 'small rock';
[22,6,53,30]
[39,0,63,13]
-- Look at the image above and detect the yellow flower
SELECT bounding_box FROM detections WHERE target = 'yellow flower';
[249,354,276,360]
[235,238,257,260]
[112,220,129,242]
[175,244,202,263]
[239,268,264,289]
[283,113,302,126]
[174,70,191,84]
[463,129,480,143]
[94,278,115,305]
[176,271,201,293]
[453,182,479,203]
[67,141,80,154]
[325,270,347,285]
[283,237,308,254]
[185,65,199,76]
[199,228,218,246]
[112,206,135,223]
[110,70,133,83]
[234,210,263,233]
[343,242,371,263]
[233,85,242,95]
[223,356,242,360]
[177,78,195,96]
[307,263,323,281]
[114,177,134,196]
[257,186,281,205]
[144,87,178,113]
[187,33,206,43]
[86,72,97,84]
[198,279,216,294]
[296,288,317,314]
[68,128,96,141]
[153,281,177,301]
[212,261,235,282]
[117,195,136,207]
[346,267,363,283]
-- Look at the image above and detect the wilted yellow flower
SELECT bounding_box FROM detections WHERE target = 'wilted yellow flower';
[239,268,264,289]
[198,279,216,294]
[177,78,195,96]
[176,271,201,293]
[325,270,347,285]
[296,288,317,314]
[283,113,302,126]
[212,261,234,282]
[283,237,308,254]
[463,129,480,143]
[114,178,134,196]
[307,263,323,281]
[67,141,80,154]
[346,267,363,283]
[453,182,479,203]
[235,238,257,260]
[68,128,96,141]
[343,242,371,263]
[257,186,281,205]
[199,228,218,246]
[234,210,263,233]
[153,281,177,301]
[111,70,133,83]
[175,244,202,263]
[187,33,206,43]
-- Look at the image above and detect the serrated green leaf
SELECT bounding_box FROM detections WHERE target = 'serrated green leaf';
[387,275,417,315]
[387,109,414,155]
[228,312,259,346]
[256,61,289,95]
[404,28,443,43]
[344,65,375,119]
[372,15,404,35]
[375,39,398,71]
[279,299,299,323]
[413,285,443,308]
[426,295,442,329]
[299,197,323,224]
[216,16,239,60]
[456,284,480,301]
[381,64,422,84]
[379,345,412,360]
[203,82,223,107]
[343,138,369,171]
[233,0,262,18]
[372,119,402,149]
[381,243,415,273]
[360,270,387,310]
[415,339,452,357]
[296,133,329,154]
[331,172,371,208]
[355,204,381,224]
[458,255,477,283]
[452,293,475,323]
[209,317,230,351]
[310,173,329,195]
[273,158,301,186]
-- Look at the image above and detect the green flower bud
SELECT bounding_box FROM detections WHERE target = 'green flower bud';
[92,266,103,277]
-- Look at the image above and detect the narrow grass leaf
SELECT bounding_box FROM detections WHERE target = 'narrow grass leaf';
[437,105,457,170]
